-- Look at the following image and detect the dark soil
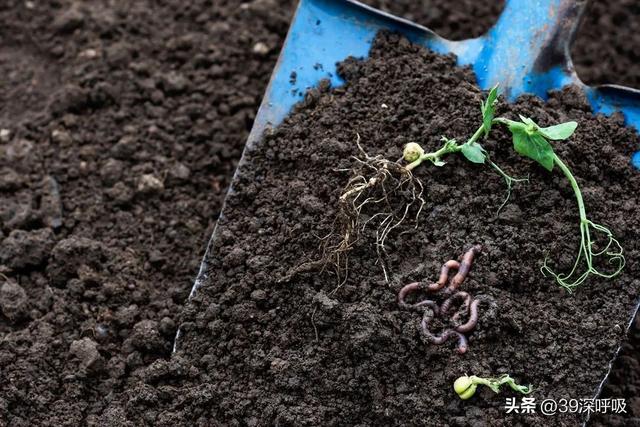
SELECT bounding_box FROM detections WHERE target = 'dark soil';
[572,0,640,89]
[0,0,294,425]
[0,0,638,426]
[167,32,640,426]
[361,0,505,40]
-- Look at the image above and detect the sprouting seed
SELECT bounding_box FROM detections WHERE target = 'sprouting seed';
[454,374,532,400]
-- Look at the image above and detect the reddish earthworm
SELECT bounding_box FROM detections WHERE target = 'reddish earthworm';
[398,282,422,306]
[398,282,439,312]
[440,291,471,318]
[421,312,469,354]
[398,282,440,313]
[426,260,460,292]
[448,245,482,291]
[455,299,480,333]
[398,245,491,354]
[455,295,497,333]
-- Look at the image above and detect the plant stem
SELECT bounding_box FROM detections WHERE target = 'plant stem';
[541,154,625,291]
[489,160,529,214]
[466,124,485,145]
[492,117,512,127]
[554,155,587,220]
[405,140,460,171]
[406,124,487,172]
[470,375,532,394]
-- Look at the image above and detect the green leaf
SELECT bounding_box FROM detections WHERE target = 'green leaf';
[480,85,499,136]
[539,121,578,140]
[440,136,458,150]
[431,158,446,167]
[518,115,536,128]
[510,126,556,171]
[461,142,486,164]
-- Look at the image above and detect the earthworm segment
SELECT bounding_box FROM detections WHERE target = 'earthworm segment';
[398,245,496,354]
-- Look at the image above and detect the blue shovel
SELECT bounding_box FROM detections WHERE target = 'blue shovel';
[177,0,640,416]
[250,0,640,168]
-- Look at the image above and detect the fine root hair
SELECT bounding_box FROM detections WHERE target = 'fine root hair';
[319,135,426,283]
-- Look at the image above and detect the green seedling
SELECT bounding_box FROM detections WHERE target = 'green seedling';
[402,85,528,214]
[492,114,625,291]
[297,85,623,292]
[454,374,532,400]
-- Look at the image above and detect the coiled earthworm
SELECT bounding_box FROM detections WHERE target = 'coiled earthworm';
[426,260,460,292]
[440,291,471,318]
[398,245,491,354]
[398,282,439,312]
[455,299,480,333]
[398,282,422,307]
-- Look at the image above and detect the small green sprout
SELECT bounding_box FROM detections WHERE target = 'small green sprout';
[403,137,460,170]
[493,114,625,291]
[454,374,533,400]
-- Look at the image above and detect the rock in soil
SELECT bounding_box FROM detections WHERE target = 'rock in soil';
[69,337,103,373]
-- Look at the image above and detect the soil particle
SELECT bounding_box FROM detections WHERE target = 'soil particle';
[114,305,139,328]
[0,167,23,191]
[3,138,34,163]
[52,6,85,34]
[51,129,73,146]
[0,279,29,321]
[47,237,107,286]
[127,319,168,355]
[105,183,131,204]
[0,128,10,142]
[168,162,191,183]
[0,228,54,270]
[136,174,165,195]
[49,84,90,116]
[69,337,103,373]
[253,41,271,56]
[100,159,125,186]
[110,135,138,160]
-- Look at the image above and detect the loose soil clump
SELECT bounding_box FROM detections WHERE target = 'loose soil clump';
[572,0,640,89]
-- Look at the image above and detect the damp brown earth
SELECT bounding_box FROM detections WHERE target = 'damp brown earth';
[0,1,638,426]
[166,31,640,426]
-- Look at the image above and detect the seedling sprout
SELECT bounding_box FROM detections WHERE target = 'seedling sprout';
[454,374,533,400]
[326,88,522,281]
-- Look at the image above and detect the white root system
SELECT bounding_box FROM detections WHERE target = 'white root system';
[321,137,426,283]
